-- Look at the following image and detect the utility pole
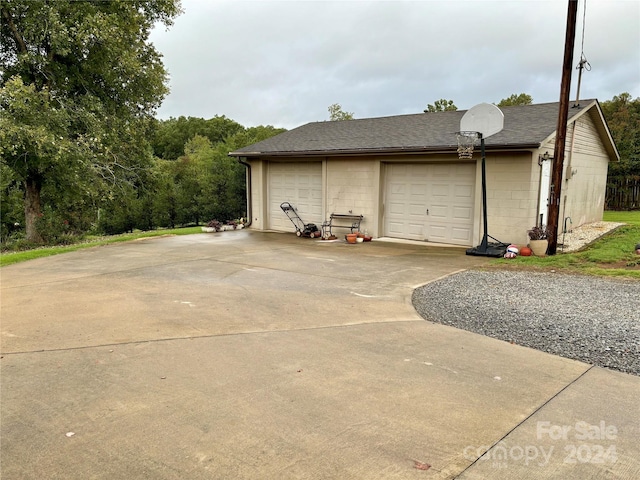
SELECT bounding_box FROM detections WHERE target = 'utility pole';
[548,0,578,255]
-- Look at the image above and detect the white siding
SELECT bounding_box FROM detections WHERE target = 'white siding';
[542,115,609,229]
[561,116,609,227]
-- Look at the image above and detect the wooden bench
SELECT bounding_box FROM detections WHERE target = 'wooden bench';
[322,213,363,238]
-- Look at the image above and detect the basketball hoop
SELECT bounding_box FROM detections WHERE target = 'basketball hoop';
[458,103,507,257]
[456,131,479,159]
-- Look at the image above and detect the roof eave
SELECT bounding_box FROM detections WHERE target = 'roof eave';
[539,100,620,162]
[230,143,541,158]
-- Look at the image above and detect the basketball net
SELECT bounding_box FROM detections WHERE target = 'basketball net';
[456,131,479,159]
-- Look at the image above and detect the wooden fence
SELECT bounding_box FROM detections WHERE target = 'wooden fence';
[606,176,640,210]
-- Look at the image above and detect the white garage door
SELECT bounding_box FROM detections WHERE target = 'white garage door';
[384,163,475,245]
[269,162,323,232]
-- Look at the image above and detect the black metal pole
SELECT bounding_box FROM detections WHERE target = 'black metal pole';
[479,134,488,251]
[466,132,506,257]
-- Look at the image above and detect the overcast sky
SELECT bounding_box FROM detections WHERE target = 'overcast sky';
[149,0,640,129]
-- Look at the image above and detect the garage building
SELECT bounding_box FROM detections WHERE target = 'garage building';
[229,100,618,246]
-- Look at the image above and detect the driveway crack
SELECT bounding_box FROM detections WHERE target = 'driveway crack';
[452,365,595,478]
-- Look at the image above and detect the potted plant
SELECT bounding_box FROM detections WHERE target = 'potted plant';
[223,220,238,231]
[527,225,551,256]
[202,219,222,233]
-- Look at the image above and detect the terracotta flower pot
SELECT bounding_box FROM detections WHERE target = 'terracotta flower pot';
[346,233,357,244]
[529,239,548,256]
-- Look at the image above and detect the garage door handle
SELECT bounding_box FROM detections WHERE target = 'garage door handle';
[426,209,429,215]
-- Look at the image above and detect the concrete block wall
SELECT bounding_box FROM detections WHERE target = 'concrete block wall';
[325,158,379,235]
[248,160,266,230]
[484,153,539,245]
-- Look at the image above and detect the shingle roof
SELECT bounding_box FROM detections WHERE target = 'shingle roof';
[230,100,602,157]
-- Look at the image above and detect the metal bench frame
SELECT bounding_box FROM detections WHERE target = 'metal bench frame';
[322,213,363,238]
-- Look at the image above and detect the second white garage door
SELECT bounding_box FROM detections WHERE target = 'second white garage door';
[384,163,475,245]
[268,162,323,232]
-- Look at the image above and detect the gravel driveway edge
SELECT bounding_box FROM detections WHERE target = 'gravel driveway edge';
[412,270,640,376]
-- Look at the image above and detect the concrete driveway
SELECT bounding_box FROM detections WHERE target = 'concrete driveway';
[1,231,638,479]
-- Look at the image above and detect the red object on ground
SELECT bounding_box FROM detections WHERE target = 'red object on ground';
[520,246,532,256]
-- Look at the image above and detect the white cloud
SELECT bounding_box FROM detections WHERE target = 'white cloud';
[150,0,640,128]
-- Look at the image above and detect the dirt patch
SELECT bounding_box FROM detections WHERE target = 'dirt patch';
[595,261,640,270]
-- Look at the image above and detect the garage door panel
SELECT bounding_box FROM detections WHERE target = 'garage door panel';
[388,202,406,215]
[455,184,473,198]
[384,163,475,245]
[410,183,427,195]
[428,225,447,242]
[431,184,450,197]
[297,175,314,187]
[408,223,424,236]
[452,206,472,221]
[387,221,405,236]
[430,204,448,219]
[451,227,472,243]
[269,163,322,232]
[409,203,427,216]
[454,163,474,176]
[389,183,405,195]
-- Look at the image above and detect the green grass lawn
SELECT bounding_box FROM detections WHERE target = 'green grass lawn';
[0,227,203,267]
[603,210,640,225]
[492,211,640,278]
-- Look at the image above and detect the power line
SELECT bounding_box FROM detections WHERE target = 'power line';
[575,0,591,103]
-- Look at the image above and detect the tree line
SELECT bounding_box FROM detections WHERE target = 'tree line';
[1,112,284,246]
[601,93,640,209]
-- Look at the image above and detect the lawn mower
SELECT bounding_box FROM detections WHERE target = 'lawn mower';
[280,202,321,238]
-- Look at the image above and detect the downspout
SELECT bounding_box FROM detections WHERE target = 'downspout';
[237,157,252,228]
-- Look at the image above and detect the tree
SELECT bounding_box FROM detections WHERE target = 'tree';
[224,125,287,151]
[328,103,354,121]
[424,99,457,112]
[151,115,243,160]
[497,93,533,107]
[151,158,180,229]
[600,92,640,177]
[96,122,286,234]
[0,0,181,243]
[0,162,23,242]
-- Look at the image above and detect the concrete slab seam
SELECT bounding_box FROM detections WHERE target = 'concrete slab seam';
[0,319,424,356]
[452,365,595,478]
[410,268,469,290]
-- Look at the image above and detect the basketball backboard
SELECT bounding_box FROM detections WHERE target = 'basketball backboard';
[459,103,504,138]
